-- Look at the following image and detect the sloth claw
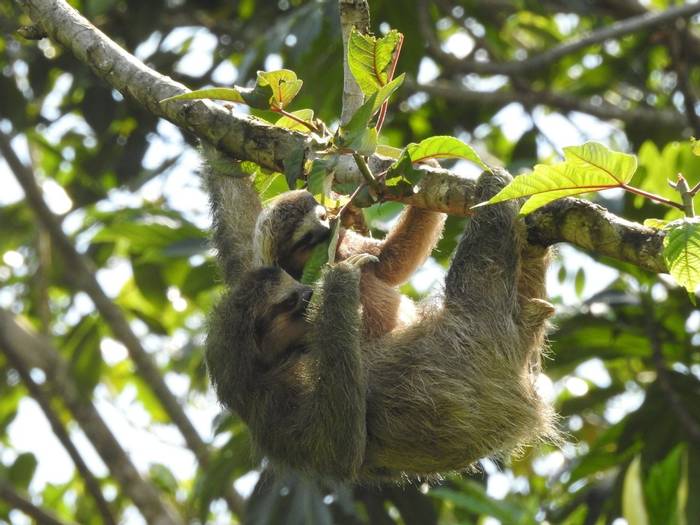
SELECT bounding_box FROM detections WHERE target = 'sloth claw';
[344,253,379,268]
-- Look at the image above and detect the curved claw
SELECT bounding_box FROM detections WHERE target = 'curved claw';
[344,253,379,268]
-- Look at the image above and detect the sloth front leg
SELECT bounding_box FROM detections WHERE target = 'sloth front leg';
[444,168,520,318]
[302,260,368,479]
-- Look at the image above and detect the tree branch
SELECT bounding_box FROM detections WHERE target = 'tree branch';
[1,346,116,525]
[15,0,670,274]
[641,297,700,443]
[404,77,686,131]
[0,310,182,525]
[338,0,370,125]
[0,481,73,525]
[0,132,246,518]
[423,1,700,76]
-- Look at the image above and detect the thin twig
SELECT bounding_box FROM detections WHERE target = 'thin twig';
[621,183,684,210]
[426,2,700,76]
[0,310,182,525]
[0,132,246,519]
[0,481,73,525]
[375,33,403,135]
[2,347,117,525]
[669,20,700,136]
[352,152,381,195]
[404,77,686,130]
[641,296,700,443]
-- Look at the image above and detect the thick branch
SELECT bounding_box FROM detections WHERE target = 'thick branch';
[423,2,700,76]
[338,0,370,125]
[0,310,182,525]
[2,347,116,525]
[404,77,686,131]
[0,133,246,518]
[16,0,669,274]
[333,154,668,274]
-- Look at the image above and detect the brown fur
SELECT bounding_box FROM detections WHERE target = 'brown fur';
[205,168,558,482]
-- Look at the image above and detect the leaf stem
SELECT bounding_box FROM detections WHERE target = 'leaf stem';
[273,108,321,134]
[352,152,381,195]
[620,183,685,210]
[376,33,404,135]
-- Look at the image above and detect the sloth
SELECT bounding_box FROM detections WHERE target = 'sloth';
[252,190,446,338]
[205,161,557,481]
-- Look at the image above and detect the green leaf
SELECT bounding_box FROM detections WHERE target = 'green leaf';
[431,481,532,524]
[483,142,637,215]
[131,377,169,423]
[150,464,179,495]
[406,135,489,170]
[8,453,37,490]
[376,144,402,158]
[283,148,305,189]
[300,241,330,285]
[307,158,334,197]
[160,87,245,104]
[336,91,379,156]
[385,150,423,187]
[335,76,402,156]
[160,69,302,111]
[367,73,404,115]
[257,69,303,109]
[662,217,700,296]
[691,137,700,156]
[644,218,670,229]
[623,456,650,525]
[275,109,315,132]
[644,445,686,525]
[300,218,340,284]
[347,29,402,96]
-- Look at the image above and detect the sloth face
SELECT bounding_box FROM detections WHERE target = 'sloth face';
[252,269,313,366]
[280,201,331,279]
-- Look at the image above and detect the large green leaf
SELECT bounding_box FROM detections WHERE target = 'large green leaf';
[644,445,686,525]
[483,142,638,214]
[347,29,402,95]
[406,135,489,170]
[623,456,650,525]
[662,218,700,296]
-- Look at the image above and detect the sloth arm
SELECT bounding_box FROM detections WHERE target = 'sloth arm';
[292,262,368,478]
[371,207,447,287]
[201,144,262,286]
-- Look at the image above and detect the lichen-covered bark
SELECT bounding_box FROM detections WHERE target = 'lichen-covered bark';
[17,0,668,274]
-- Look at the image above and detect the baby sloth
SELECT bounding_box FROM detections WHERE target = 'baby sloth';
[206,169,557,481]
[253,191,446,338]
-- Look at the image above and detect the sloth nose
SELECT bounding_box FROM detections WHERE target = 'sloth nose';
[300,288,313,306]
